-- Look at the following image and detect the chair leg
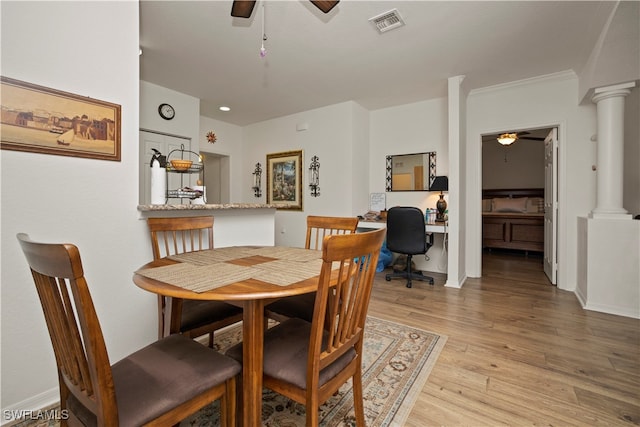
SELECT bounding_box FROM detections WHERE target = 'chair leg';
[305,408,319,427]
[353,369,366,426]
[208,332,214,348]
[158,295,166,339]
[385,255,434,287]
[406,254,414,288]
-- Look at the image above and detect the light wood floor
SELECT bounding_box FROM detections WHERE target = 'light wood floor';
[368,250,640,426]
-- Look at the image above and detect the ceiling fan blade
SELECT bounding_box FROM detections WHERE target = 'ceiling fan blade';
[310,0,339,13]
[519,137,546,141]
[231,0,257,18]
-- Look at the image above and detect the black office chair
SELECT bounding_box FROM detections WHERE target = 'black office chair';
[385,206,434,288]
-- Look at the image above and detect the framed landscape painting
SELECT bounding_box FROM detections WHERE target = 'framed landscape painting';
[0,76,121,161]
[266,150,303,210]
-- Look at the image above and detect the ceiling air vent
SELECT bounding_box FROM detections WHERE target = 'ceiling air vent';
[369,9,405,33]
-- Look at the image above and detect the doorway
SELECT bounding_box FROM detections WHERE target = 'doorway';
[200,152,230,204]
[480,127,557,284]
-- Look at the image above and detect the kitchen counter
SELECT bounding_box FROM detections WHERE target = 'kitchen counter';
[137,203,276,247]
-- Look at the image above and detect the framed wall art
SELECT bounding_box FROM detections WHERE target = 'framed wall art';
[0,76,121,161]
[266,150,303,210]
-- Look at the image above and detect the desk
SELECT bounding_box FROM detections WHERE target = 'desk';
[358,219,448,234]
[133,246,325,427]
[358,220,449,274]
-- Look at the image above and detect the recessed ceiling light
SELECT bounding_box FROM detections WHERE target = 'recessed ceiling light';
[219,106,231,112]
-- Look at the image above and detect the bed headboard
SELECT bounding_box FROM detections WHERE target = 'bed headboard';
[482,188,544,199]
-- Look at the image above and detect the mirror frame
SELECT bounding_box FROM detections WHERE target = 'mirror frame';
[385,151,436,191]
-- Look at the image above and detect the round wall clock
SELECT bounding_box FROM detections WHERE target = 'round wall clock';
[158,103,175,120]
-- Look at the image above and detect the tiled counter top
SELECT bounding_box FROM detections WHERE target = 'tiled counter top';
[137,203,276,211]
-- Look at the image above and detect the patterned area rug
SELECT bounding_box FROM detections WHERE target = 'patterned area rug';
[9,317,445,427]
[183,316,446,427]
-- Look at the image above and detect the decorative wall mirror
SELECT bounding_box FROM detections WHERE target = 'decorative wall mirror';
[385,152,436,191]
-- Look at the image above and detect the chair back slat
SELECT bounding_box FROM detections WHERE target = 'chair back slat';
[148,216,214,260]
[17,233,116,423]
[309,228,385,374]
[305,216,359,250]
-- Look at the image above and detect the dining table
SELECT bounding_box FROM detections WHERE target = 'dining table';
[132,245,329,427]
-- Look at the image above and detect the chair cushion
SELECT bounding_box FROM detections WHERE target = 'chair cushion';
[111,334,241,426]
[181,299,242,330]
[266,292,316,322]
[226,318,356,389]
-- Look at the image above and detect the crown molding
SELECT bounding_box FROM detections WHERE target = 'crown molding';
[469,70,577,97]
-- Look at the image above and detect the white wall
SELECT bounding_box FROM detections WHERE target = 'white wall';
[466,72,598,291]
[578,1,640,103]
[623,87,639,216]
[199,116,244,202]
[140,81,200,146]
[1,1,154,415]
[370,98,450,273]
[242,102,361,248]
[482,139,546,189]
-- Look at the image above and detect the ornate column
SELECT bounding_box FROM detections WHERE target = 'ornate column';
[590,82,635,219]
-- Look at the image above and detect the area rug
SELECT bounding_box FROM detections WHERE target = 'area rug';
[9,317,445,427]
[182,316,446,427]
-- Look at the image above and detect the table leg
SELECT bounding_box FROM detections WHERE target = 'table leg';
[242,299,265,427]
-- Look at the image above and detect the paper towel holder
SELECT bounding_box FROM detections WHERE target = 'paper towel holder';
[150,148,166,168]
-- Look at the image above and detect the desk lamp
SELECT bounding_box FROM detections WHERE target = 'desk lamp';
[430,176,448,222]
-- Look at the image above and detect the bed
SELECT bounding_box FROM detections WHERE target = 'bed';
[482,188,545,253]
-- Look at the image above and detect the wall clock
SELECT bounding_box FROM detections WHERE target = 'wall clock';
[158,103,175,120]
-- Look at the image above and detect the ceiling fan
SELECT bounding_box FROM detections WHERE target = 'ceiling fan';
[231,0,339,18]
[513,131,546,141]
[496,131,546,146]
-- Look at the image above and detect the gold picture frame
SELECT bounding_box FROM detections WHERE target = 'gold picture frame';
[0,76,121,161]
[266,150,303,210]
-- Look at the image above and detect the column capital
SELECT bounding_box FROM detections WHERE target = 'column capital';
[592,81,636,103]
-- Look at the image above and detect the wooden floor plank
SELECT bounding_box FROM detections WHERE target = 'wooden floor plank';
[367,250,640,426]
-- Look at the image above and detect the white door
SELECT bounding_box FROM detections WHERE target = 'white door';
[544,128,558,284]
[139,131,191,205]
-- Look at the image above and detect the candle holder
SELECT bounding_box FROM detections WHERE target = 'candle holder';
[309,155,320,197]
[252,162,262,197]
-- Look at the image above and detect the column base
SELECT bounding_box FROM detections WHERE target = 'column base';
[589,210,632,219]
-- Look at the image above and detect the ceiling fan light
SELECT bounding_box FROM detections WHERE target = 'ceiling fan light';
[497,133,517,146]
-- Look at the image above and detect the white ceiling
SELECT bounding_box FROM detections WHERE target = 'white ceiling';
[139,1,614,126]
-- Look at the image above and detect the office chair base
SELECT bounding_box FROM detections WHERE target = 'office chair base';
[385,270,434,288]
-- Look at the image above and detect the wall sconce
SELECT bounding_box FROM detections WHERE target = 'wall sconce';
[252,162,262,198]
[309,155,320,197]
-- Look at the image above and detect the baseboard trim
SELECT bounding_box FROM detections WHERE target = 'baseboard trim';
[1,388,59,426]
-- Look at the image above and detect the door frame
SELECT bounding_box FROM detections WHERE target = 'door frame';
[474,122,565,285]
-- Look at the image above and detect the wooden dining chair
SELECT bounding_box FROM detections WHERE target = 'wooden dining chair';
[265,215,359,322]
[227,228,385,427]
[17,233,241,427]
[147,216,243,347]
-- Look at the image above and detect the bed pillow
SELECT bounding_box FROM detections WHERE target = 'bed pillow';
[482,199,492,212]
[492,197,528,213]
[527,197,545,213]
